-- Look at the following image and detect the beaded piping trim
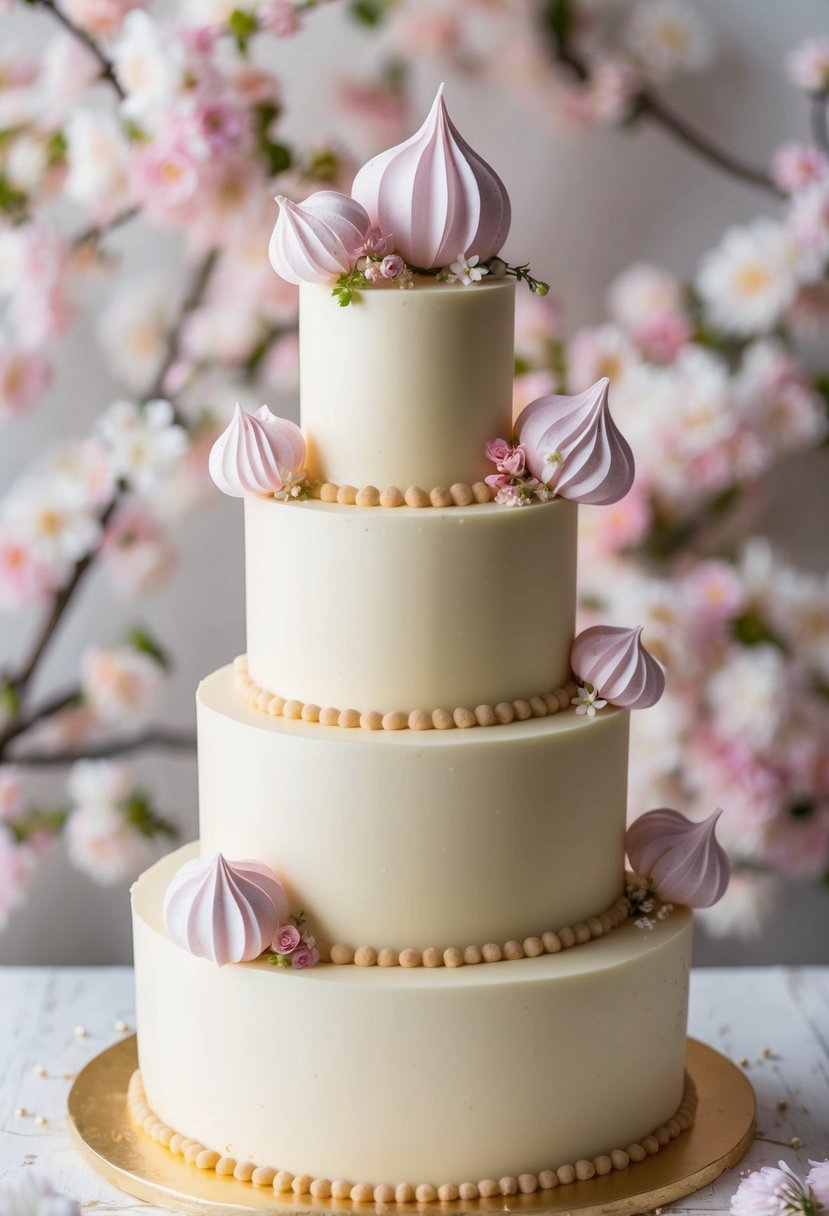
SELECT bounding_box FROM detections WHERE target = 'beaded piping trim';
[327,891,630,969]
[234,657,580,732]
[128,1070,697,1204]
[308,480,493,508]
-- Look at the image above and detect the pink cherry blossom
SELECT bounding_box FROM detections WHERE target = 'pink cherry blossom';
[0,830,35,930]
[101,502,178,597]
[8,224,72,350]
[806,1161,829,1207]
[66,803,150,884]
[188,96,248,158]
[0,346,50,420]
[771,143,829,195]
[731,1161,813,1216]
[259,0,300,37]
[291,944,320,969]
[0,767,25,822]
[0,527,56,608]
[484,438,527,476]
[130,138,201,221]
[81,645,163,724]
[61,0,139,38]
[634,313,692,362]
[785,36,829,94]
[273,923,301,953]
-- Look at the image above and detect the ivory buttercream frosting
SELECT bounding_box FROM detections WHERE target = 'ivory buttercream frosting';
[571,624,665,710]
[626,808,731,908]
[351,84,510,269]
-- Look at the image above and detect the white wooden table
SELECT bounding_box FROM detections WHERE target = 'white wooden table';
[1,967,827,1214]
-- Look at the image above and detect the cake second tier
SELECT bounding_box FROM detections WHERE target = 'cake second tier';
[245,494,577,714]
[198,664,630,954]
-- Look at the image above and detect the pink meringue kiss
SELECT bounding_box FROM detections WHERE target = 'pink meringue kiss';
[571,624,665,710]
[209,403,302,497]
[268,190,372,285]
[515,377,635,505]
[626,808,730,908]
[163,853,289,965]
[351,83,510,269]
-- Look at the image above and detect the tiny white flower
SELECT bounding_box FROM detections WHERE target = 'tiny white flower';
[625,0,714,82]
[696,219,804,337]
[113,10,185,121]
[448,253,489,287]
[571,684,608,718]
[97,398,188,495]
[65,109,130,210]
[2,475,101,576]
[634,916,656,931]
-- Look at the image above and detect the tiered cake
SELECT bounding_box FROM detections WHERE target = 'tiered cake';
[129,90,728,1203]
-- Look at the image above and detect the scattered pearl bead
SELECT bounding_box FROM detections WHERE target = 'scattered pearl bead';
[34,1065,47,1078]
[113,1020,130,1033]
[34,1115,47,1126]
[15,1107,27,1118]
[74,1025,87,1038]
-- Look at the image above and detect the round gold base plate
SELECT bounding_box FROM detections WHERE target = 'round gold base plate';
[68,1036,755,1215]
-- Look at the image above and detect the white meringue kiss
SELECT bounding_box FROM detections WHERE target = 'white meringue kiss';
[515,377,635,506]
[351,84,510,269]
[571,624,665,710]
[209,403,304,498]
[163,853,288,966]
[269,190,372,285]
[626,808,730,909]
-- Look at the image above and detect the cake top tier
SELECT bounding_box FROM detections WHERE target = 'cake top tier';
[268,86,547,301]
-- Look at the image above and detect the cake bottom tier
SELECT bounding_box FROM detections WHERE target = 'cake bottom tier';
[132,846,693,1188]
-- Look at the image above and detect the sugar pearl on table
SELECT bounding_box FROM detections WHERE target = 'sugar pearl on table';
[423,947,443,968]
[499,1176,518,1195]
[559,926,576,949]
[319,482,338,502]
[351,1182,374,1202]
[395,1183,414,1203]
[339,708,360,728]
[292,1174,313,1194]
[556,1164,576,1185]
[626,1143,646,1163]
[478,1180,498,1198]
[454,707,476,729]
[74,1025,87,1038]
[543,692,560,714]
[610,1150,630,1170]
[399,948,421,968]
[337,484,357,505]
[34,1115,47,1126]
[555,687,571,710]
[482,942,502,963]
[378,948,397,967]
[432,708,454,730]
[380,486,404,508]
[282,699,303,720]
[574,923,591,944]
[113,1020,129,1033]
[475,704,496,727]
[274,1170,294,1192]
[374,1183,394,1203]
[538,1170,558,1190]
[311,1179,332,1199]
[215,1156,236,1176]
[196,1150,220,1170]
[356,485,380,508]
[518,1174,538,1194]
[450,483,474,506]
[472,481,491,503]
[503,940,524,960]
[524,936,544,957]
[494,701,514,724]
[383,711,407,731]
[361,711,383,731]
[575,1160,595,1181]
[34,1065,47,1077]
[405,486,430,508]
[330,944,354,965]
[409,710,432,731]
[444,947,463,968]
[513,699,532,720]
[459,1182,479,1200]
[430,487,452,508]
[593,1155,612,1176]
[464,945,482,965]
[331,1180,352,1200]
[542,931,562,953]
[354,946,377,968]
[301,703,320,723]
[438,1183,459,1201]
[15,1108,27,1118]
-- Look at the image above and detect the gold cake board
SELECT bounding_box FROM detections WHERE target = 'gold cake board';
[68,1036,755,1215]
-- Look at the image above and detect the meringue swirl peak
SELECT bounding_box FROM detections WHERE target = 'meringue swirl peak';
[626,808,730,908]
[209,403,300,498]
[351,83,511,270]
[269,190,372,285]
[571,624,665,710]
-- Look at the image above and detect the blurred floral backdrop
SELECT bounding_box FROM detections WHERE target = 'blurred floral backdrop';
[0,0,828,950]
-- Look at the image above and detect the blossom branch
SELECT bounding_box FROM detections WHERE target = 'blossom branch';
[0,687,81,754]
[34,0,125,99]
[811,96,829,155]
[549,37,780,196]
[147,248,219,406]
[72,206,140,251]
[10,727,197,766]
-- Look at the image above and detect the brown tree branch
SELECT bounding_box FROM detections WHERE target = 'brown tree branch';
[0,687,81,754]
[35,0,125,100]
[10,727,197,766]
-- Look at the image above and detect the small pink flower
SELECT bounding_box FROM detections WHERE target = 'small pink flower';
[786,36,829,94]
[484,472,512,492]
[0,830,35,930]
[259,0,300,37]
[101,502,178,597]
[485,438,511,464]
[806,1160,829,1207]
[130,139,201,219]
[380,254,405,279]
[0,347,50,419]
[291,944,320,969]
[485,437,526,476]
[359,227,390,256]
[634,313,692,362]
[61,0,138,38]
[0,527,56,608]
[0,767,25,822]
[772,143,829,194]
[273,923,301,954]
[364,261,383,283]
[190,98,247,157]
[494,484,525,507]
[731,1161,813,1216]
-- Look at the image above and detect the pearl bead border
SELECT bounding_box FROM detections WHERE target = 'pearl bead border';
[234,656,580,733]
[128,1069,697,1203]
[328,891,630,969]
[308,480,494,508]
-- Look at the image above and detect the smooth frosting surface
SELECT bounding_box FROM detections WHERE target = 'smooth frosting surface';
[163,853,287,966]
[571,624,665,710]
[299,277,514,489]
[245,495,577,714]
[198,664,629,952]
[351,85,510,269]
[516,378,635,505]
[627,808,730,908]
[134,843,691,1184]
